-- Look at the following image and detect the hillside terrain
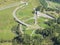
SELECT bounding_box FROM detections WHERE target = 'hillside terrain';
[0,0,60,45]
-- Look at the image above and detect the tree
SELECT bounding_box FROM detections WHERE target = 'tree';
[57,17,60,24]
[48,0,60,3]
[35,28,54,38]
[39,0,48,12]
[12,35,24,45]
[56,34,60,45]
[33,34,43,45]
[39,0,48,9]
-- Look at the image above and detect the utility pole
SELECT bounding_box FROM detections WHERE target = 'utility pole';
[17,24,24,36]
[33,8,37,25]
[19,24,24,35]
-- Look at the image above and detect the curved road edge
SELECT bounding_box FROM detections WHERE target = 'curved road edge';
[13,2,29,27]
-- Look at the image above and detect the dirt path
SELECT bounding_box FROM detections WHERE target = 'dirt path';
[0,1,24,11]
[13,2,29,27]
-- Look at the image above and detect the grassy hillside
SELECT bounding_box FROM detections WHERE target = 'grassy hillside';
[0,0,40,41]
[47,1,60,10]
[0,0,60,45]
[0,7,17,40]
[0,42,12,45]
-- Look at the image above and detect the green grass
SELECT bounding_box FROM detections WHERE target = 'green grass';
[0,0,51,42]
[0,7,17,40]
[0,30,15,40]
[16,0,49,36]
[0,42,12,45]
[24,30,33,35]
[0,7,16,30]
[0,0,59,45]
[16,0,40,21]
[38,17,49,28]
[25,19,35,25]
[16,0,48,28]
[0,0,40,41]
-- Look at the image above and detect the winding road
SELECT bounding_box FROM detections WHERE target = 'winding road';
[12,1,54,36]
[13,2,29,27]
[0,1,54,36]
[0,1,26,11]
